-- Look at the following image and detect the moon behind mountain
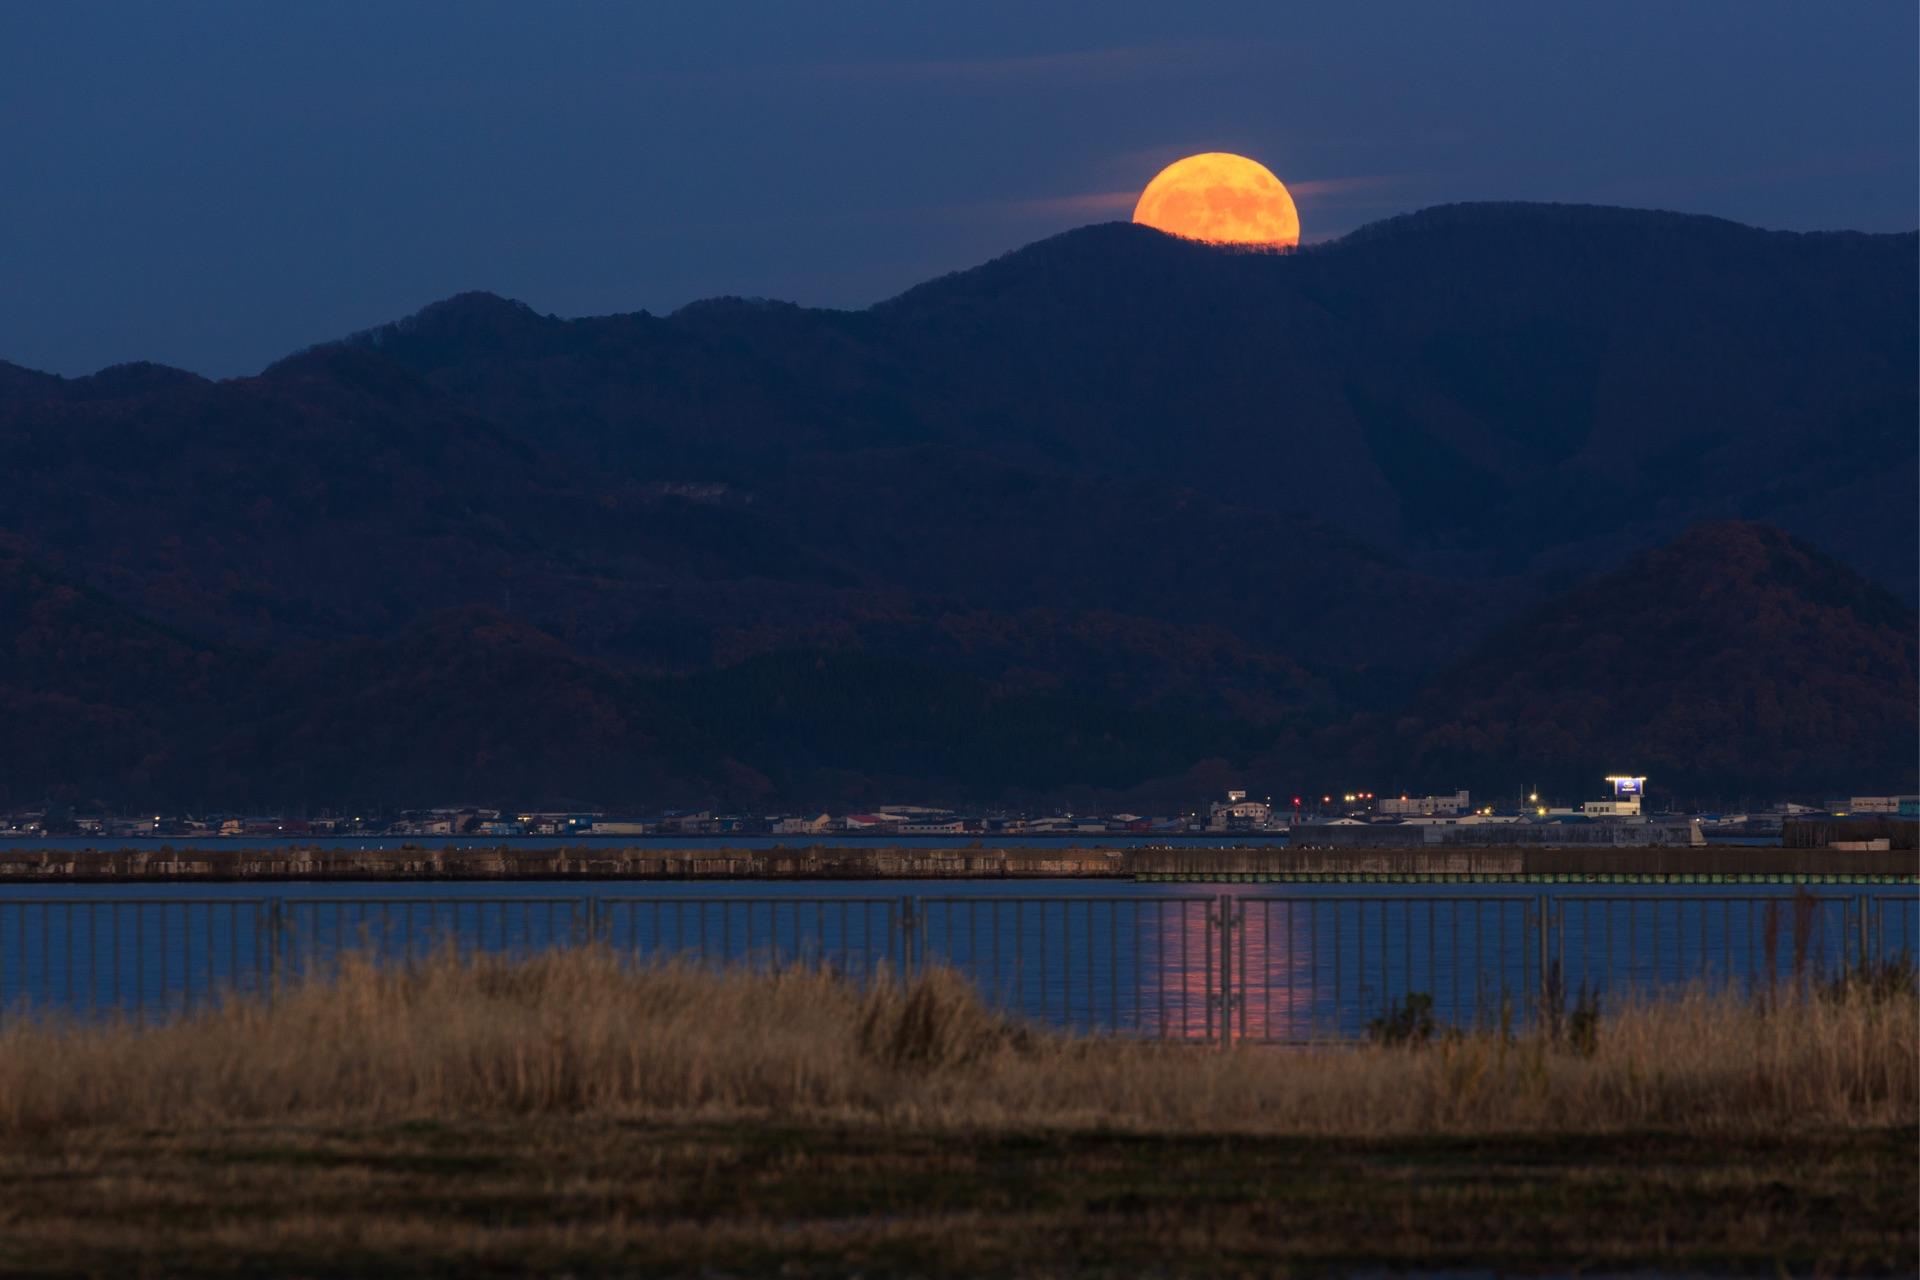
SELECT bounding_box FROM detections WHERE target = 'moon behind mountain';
[1132,153,1300,247]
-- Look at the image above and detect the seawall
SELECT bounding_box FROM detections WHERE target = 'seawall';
[0,844,1911,883]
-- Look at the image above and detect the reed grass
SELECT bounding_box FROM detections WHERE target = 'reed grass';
[0,946,1911,1138]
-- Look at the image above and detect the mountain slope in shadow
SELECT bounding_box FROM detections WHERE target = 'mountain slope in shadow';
[1365,521,1918,796]
[0,202,1912,806]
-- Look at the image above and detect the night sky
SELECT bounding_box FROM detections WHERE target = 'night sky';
[2,2,1913,378]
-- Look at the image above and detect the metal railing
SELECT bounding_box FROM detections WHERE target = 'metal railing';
[914,896,1219,1038]
[1230,895,1538,1042]
[0,899,274,1022]
[1550,894,1864,1000]
[0,891,1910,1041]
[272,897,589,985]
[596,897,905,979]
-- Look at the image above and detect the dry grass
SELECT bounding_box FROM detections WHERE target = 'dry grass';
[0,951,1913,1274]
[0,946,1911,1137]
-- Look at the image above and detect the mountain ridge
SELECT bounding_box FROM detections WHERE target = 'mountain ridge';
[0,201,1911,807]
[1356,521,1917,796]
[13,201,1914,388]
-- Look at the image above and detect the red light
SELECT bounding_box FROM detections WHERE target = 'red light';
[1292,797,1302,806]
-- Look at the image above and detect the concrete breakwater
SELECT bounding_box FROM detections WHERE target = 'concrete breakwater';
[0,844,1910,883]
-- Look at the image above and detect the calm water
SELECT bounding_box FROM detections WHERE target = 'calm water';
[1,880,1906,1042]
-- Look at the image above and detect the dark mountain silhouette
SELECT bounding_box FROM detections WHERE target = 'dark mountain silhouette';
[0,203,1912,807]
[0,545,219,806]
[1355,522,1918,798]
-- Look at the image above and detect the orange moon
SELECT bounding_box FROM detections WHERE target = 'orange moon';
[1132,153,1300,247]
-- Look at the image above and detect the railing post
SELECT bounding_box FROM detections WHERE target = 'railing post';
[1535,894,1551,1032]
[1203,899,1217,1044]
[265,898,283,1002]
[1230,895,1246,1047]
[1217,894,1235,1050]
[584,897,602,948]
[898,896,918,979]
[1855,894,1870,972]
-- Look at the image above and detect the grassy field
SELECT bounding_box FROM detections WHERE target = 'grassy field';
[0,951,1911,1275]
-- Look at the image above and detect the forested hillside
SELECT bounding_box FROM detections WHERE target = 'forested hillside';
[1,203,1912,807]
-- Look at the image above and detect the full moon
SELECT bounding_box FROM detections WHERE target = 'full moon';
[1132,153,1300,248]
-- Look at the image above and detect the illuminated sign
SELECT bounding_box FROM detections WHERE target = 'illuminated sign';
[1606,775,1646,796]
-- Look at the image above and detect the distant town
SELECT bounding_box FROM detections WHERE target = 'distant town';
[6,777,1914,848]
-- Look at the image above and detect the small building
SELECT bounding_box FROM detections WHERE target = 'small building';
[1378,790,1470,818]
[840,813,905,833]
[1207,790,1272,832]
[878,805,954,819]
[1846,795,1920,816]
[1581,776,1646,818]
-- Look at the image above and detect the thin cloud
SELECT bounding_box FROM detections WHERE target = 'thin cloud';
[1290,174,1408,198]
[899,189,1134,227]
[997,190,1141,219]
[809,40,1280,88]
[955,175,1415,229]
[1101,154,1417,200]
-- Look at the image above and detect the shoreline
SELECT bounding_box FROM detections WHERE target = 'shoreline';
[0,843,1909,884]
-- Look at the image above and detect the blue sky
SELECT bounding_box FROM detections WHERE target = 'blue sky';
[2,2,1913,376]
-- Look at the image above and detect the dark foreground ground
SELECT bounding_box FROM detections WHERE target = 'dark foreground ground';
[0,1121,1910,1276]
